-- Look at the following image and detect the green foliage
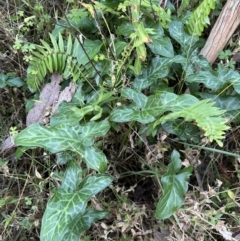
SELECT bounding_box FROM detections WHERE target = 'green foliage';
[186,64,240,93]
[177,0,199,16]
[27,33,101,91]
[156,150,192,219]
[40,160,113,241]
[110,90,228,146]
[0,73,24,88]
[15,121,110,172]
[169,21,198,53]
[187,0,217,36]
[153,99,229,146]
[218,50,236,69]
[108,0,171,74]
[200,93,240,124]
[10,2,53,36]
[219,50,232,60]
[178,0,190,16]
[11,0,240,239]
[163,120,201,143]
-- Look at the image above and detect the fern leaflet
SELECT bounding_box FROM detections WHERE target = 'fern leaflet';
[27,33,95,91]
[186,0,217,36]
[154,99,229,146]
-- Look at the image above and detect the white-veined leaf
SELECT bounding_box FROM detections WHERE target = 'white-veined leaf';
[15,120,111,172]
[40,160,113,241]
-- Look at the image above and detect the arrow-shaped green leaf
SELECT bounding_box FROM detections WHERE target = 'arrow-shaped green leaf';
[40,160,113,241]
[155,150,192,220]
[15,120,110,172]
[110,92,198,123]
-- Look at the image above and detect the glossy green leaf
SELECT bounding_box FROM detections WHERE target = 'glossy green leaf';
[60,159,83,192]
[183,50,211,77]
[77,39,102,65]
[156,150,192,220]
[66,34,73,55]
[15,121,110,172]
[49,33,59,52]
[168,21,197,52]
[7,77,25,87]
[71,105,96,121]
[71,82,86,105]
[162,120,200,143]
[72,38,80,57]
[114,40,128,57]
[147,37,174,58]
[40,160,113,241]
[116,22,134,37]
[78,145,108,172]
[50,103,80,127]
[177,0,190,16]
[56,151,76,165]
[40,39,53,53]
[0,73,7,88]
[132,56,175,91]
[0,73,24,88]
[110,92,198,123]
[186,64,240,93]
[64,209,109,241]
[200,93,240,124]
[110,104,156,123]
[58,33,64,52]
[121,87,147,108]
[147,22,164,38]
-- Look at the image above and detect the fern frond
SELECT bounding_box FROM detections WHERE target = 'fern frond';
[27,33,96,91]
[154,99,229,146]
[186,0,217,36]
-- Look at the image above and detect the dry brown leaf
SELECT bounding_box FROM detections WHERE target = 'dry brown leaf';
[232,52,240,62]
[52,81,76,114]
[232,228,240,239]
[0,135,16,154]
[26,73,62,126]
[26,74,77,126]
[215,221,233,240]
[2,74,76,154]
[154,229,170,241]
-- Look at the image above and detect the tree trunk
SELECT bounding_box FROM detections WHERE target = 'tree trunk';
[200,0,240,64]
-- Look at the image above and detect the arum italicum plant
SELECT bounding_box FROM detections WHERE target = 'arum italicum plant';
[12,0,237,240]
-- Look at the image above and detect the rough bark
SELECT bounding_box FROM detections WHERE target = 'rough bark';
[200,0,240,64]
